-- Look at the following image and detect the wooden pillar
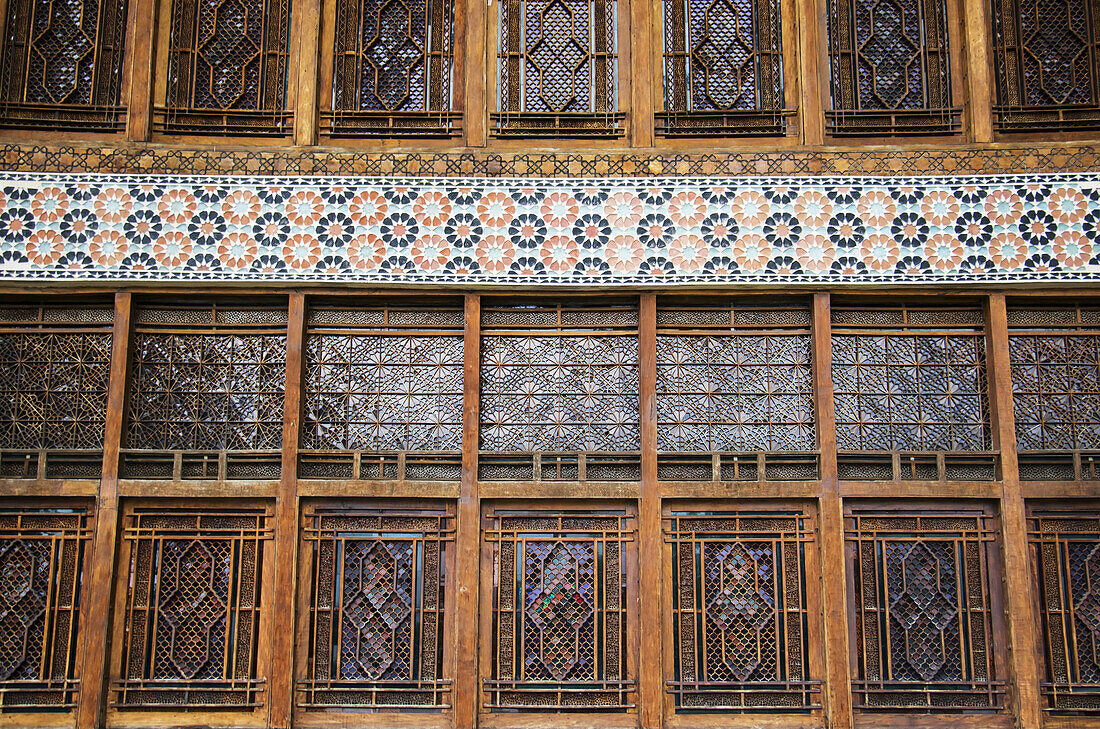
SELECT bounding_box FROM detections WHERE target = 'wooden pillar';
[268,292,306,729]
[638,293,661,728]
[629,0,655,147]
[811,292,852,729]
[963,0,994,143]
[454,293,481,729]
[464,0,488,146]
[292,0,321,145]
[985,293,1041,727]
[76,292,132,729]
[796,0,825,145]
[123,0,156,140]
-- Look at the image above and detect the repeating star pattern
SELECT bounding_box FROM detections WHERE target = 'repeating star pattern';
[1,173,1099,284]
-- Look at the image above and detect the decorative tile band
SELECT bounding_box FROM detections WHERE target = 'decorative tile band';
[1,172,1099,285]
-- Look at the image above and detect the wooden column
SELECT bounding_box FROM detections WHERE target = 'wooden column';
[455,293,481,729]
[963,0,994,143]
[268,292,306,729]
[464,0,488,146]
[629,0,655,147]
[985,293,1041,727]
[638,293,661,728]
[811,292,852,729]
[796,0,825,145]
[123,0,156,140]
[292,0,321,145]
[76,292,132,729]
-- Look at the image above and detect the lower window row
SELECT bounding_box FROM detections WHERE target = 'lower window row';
[0,500,1097,718]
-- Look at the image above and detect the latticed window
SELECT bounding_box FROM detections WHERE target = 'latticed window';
[300,303,464,482]
[483,508,635,710]
[666,509,819,712]
[0,506,91,711]
[112,505,272,709]
[323,0,457,136]
[847,509,1004,711]
[0,303,113,480]
[493,0,623,136]
[1030,509,1100,713]
[658,0,788,135]
[299,504,452,710]
[1008,305,1100,481]
[656,300,818,482]
[0,0,127,130]
[122,303,287,480]
[991,0,1100,130]
[831,304,994,482]
[155,0,292,134]
[826,0,958,134]
[479,301,640,482]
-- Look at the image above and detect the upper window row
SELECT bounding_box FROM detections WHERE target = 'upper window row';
[0,0,1097,137]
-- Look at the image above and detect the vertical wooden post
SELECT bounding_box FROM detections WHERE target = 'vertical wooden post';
[630,0,655,147]
[638,293,661,729]
[963,0,994,143]
[464,0,488,146]
[292,0,321,145]
[268,292,306,729]
[455,293,481,729]
[123,0,156,140]
[985,293,1041,727]
[76,292,132,729]
[811,292,852,729]
[796,0,825,145]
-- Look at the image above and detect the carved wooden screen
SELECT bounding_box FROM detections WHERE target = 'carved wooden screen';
[0,0,128,130]
[991,0,1100,130]
[846,509,1003,711]
[494,0,623,136]
[483,508,635,710]
[831,304,994,482]
[658,0,788,135]
[0,506,91,711]
[480,301,640,482]
[112,505,272,709]
[1030,509,1100,712]
[298,504,453,710]
[301,303,464,482]
[665,509,819,712]
[826,0,958,134]
[155,0,293,135]
[0,303,113,481]
[656,300,818,482]
[122,303,287,481]
[324,0,457,136]
[1008,305,1100,481]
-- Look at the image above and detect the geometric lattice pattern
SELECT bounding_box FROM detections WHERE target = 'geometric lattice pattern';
[826,0,955,134]
[113,507,271,708]
[0,320,112,451]
[1009,307,1100,451]
[656,303,815,451]
[480,303,639,452]
[299,506,451,709]
[484,510,634,710]
[0,507,91,710]
[160,0,292,134]
[666,510,818,711]
[848,510,1003,711]
[0,0,128,130]
[126,309,287,451]
[1031,511,1100,712]
[495,0,621,135]
[328,0,456,135]
[302,306,464,452]
[660,0,786,135]
[832,306,991,452]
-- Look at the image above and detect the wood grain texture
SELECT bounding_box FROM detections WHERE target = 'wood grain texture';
[123,0,156,140]
[639,293,661,728]
[456,293,481,728]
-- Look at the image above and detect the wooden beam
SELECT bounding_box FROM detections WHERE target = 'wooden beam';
[464,0,487,147]
[123,0,156,140]
[454,293,481,729]
[985,293,1041,727]
[811,292,852,729]
[76,292,132,729]
[796,0,825,145]
[963,0,994,143]
[638,293,661,727]
[268,292,306,729]
[292,0,320,145]
[629,0,654,147]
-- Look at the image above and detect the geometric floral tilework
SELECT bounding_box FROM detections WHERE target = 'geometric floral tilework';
[0,173,1099,285]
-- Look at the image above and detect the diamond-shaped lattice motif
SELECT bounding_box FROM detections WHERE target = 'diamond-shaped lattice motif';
[158,540,228,680]
[341,541,412,680]
[525,541,595,680]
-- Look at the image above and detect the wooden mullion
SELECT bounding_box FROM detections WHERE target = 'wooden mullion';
[963,0,993,141]
[985,292,1041,727]
[292,0,320,144]
[630,0,654,146]
[797,0,825,143]
[268,292,306,729]
[123,0,156,139]
[76,291,132,729]
[464,0,487,145]
[811,292,853,729]
[455,293,480,729]
[639,293,661,727]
